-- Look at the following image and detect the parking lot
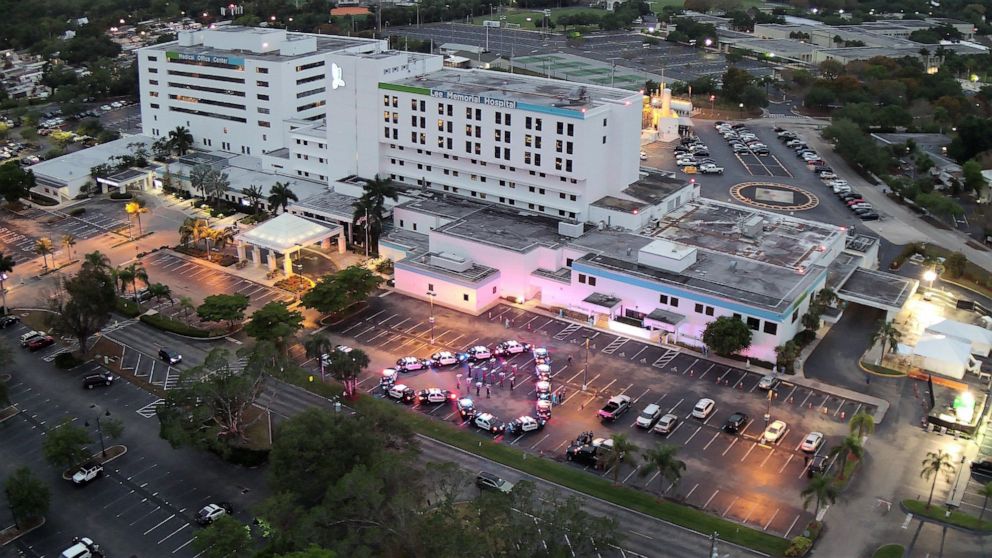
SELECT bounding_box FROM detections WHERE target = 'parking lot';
[322,295,876,538]
[142,250,294,311]
[0,324,263,558]
[0,203,129,262]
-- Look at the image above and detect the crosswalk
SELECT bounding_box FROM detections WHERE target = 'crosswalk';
[652,349,680,369]
[554,323,582,341]
[601,336,630,355]
[136,398,165,418]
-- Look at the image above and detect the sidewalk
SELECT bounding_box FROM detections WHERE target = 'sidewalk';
[804,133,992,273]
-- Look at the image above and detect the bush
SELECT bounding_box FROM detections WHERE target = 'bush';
[28,192,59,206]
[53,352,83,369]
[793,329,816,349]
[67,207,86,217]
[784,536,812,557]
[109,191,133,200]
[211,443,270,467]
[114,297,140,318]
[139,313,211,337]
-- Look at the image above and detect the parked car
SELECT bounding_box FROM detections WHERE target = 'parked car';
[758,373,780,391]
[159,348,182,364]
[800,432,824,453]
[466,345,492,361]
[71,462,103,485]
[598,394,632,421]
[195,502,233,525]
[417,388,453,404]
[699,163,724,175]
[859,211,880,221]
[27,335,55,351]
[429,351,461,367]
[507,415,545,433]
[457,397,477,420]
[635,403,662,428]
[971,458,992,475]
[387,384,416,403]
[0,315,19,328]
[82,371,114,389]
[532,347,551,365]
[476,471,514,494]
[692,398,716,419]
[723,412,749,433]
[59,537,104,558]
[19,330,44,346]
[495,340,530,356]
[474,412,506,434]
[653,413,679,435]
[395,356,427,372]
[762,420,788,443]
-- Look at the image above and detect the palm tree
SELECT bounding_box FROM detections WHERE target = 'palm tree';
[849,410,875,440]
[115,265,133,296]
[0,251,14,314]
[203,170,230,201]
[147,283,172,304]
[979,481,992,523]
[303,334,335,381]
[178,296,195,325]
[920,449,956,509]
[352,175,399,257]
[326,347,370,398]
[60,234,76,264]
[869,319,902,361]
[828,435,864,480]
[242,185,264,213]
[211,228,235,251]
[124,200,149,237]
[82,251,112,274]
[117,262,148,301]
[639,443,687,497]
[178,217,197,247]
[602,433,639,485]
[267,182,298,214]
[34,237,53,271]
[801,473,839,520]
[168,126,193,156]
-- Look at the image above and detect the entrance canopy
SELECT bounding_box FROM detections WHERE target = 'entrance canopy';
[236,213,342,253]
[582,293,621,312]
[836,267,917,313]
[645,308,685,331]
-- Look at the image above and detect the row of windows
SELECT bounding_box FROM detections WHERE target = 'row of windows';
[295,169,327,181]
[576,273,597,287]
[168,105,247,123]
[295,60,325,72]
[294,139,327,149]
[295,153,327,164]
[169,94,245,111]
[732,313,778,335]
[167,57,244,71]
[297,87,326,99]
[296,73,322,86]
[167,69,244,84]
[384,143,580,185]
[166,81,245,97]
[297,100,326,112]
[388,173,577,219]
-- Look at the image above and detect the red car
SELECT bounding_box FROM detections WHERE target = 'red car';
[27,335,55,351]
[846,198,866,206]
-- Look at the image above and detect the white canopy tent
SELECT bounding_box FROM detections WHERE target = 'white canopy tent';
[910,336,979,380]
[925,319,992,357]
[234,213,344,276]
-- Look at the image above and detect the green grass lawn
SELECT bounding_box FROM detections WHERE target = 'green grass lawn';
[471,7,606,27]
[872,544,905,558]
[903,499,992,531]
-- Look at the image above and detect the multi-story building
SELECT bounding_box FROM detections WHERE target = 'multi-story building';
[137,26,385,156]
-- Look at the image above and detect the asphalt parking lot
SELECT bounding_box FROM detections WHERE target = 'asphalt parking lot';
[0,324,264,558]
[0,203,129,262]
[142,250,294,310]
[323,294,876,538]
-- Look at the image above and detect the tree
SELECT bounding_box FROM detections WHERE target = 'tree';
[828,435,864,480]
[944,252,967,278]
[188,164,213,199]
[159,347,267,446]
[962,160,988,200]
[34,236,53,271]
[178,296,196,325]
[42,417,92,469]
[0,161,34,204]
[168,126,193,156]
[203,169,230,201]
[639,443,686,496]
[979,481,992,523]
[849,410,875,439]
[324,346,369,398]
[267,181,299,214]
[197,294,250,330]
[4,467,50,528]
[869,320,902,359]
[0,251,13,313]
[147,283,172,304]
[304,334,334,381]
[192,515,252,558]
[48,259,116,355]
[244,302,303,353]
[352,175,399,256]
[83,251,112,274]
[301,265,383,315]
[600,433,638,485]
[920,449,956,509]
[801,305,823,332]
[60,233,76,265]
[801,473,839,519]
[774,341,801,374]
[242,184,265,212]
[124,200,149,237]
[117,262,148,301]
[916,192,964,220]
[702,316,752,356]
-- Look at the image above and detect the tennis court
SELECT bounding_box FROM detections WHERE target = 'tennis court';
[513,52,657,90]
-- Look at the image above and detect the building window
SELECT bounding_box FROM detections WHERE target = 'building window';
[257,94,269,101]
[763,322,778,335]
[525,116,532,129]
[792,309,799,323]
[258,121,270,128]
[567,123,574,136]
[463,293,469,302]
[670,297,679,307]
[659,294,668,304]
[705,306,714,316]
[588,276,597,286]
[746,317,760,331]
[694,303,703,314]
[256,80,268,87]
[384,95,390,106]
[577,273,586,284]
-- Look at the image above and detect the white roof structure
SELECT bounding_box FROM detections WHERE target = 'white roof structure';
[912,336,973,380]
[236,212,341,253]
[925,319,992,356]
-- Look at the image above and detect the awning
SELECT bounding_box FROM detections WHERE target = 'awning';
[678,116,694,127]
[582,293,621,311]
[236,212,342,253]
[645,308,685,330]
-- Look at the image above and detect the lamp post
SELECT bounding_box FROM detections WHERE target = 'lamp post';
[739,102,744,118]
[85,404,111,457]
[426,290,436,343]
[764,387,773,430]
[923,269,937,290]
[582,336,590,391]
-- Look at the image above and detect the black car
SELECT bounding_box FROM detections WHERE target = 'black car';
[972,458,992,475]
[159,348,182,364]
[723,412,749,434]
[82,371,114,389]
[808,454,829,478]
[0,315,19,328]
[813,165,833,173]
[565,443,599,465]
[859,212,880,221]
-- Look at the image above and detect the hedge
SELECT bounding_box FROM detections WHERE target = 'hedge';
[139,313,211,338]
[53,352,84,369]
[109,191,133,200]
[114,297,141,318]
[67,207,86,217]
[902,499,992,531]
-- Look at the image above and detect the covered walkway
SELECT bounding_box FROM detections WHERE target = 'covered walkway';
[235,213,345,277]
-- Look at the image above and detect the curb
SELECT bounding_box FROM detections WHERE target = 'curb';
[0,405,19,424]
[0,516,46,546]
[857,359,907,378]
[61,445,129,480]
[898,500,992,536]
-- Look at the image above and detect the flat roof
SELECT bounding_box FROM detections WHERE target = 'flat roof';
[398,195,488,221]
[291,190,360,221]
[837,267,917,310]
[397,252,499,284]
[162,152,327,201]
[31,135,154,185]
[380,227,429,256]
[236,212,341,252]
[433,205,568,253]
[726,39,817,57]
[143,29,379,61]
[844,234,879,254]
[385,68,637,112]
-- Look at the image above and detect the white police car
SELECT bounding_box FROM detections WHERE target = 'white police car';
[457,397,477,420]
[418,387,453,404]
[387,383,416,403]
[429,351,461,367]
[535,363,551,381]
[533,347,551,364]
[495,340,530,356]
[535,380,552,400]
[474,412,506,434]
[508,415,545,433]
[395,356,427,372]
[466,345,493,361]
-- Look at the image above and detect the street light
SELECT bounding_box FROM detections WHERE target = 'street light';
[739,102,744,117]
[582,336,590,391]
[85,404,111,457]
[923,269,937,290]
[764,387,774,429]
[426,290,437,343]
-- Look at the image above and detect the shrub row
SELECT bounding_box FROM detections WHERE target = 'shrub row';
[139,313,211,338]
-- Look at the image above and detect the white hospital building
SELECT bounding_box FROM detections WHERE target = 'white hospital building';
[117,26,918,360]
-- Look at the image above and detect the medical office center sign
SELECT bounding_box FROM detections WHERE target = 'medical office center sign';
[165,51,245,66]
[430,89,517,110]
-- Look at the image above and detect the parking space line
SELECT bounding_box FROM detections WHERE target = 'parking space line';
[529,433,550,450]
[158,523,190,544]
[740,442,757,463]
[800,390,814,407]
[722,437,739,456]
[630,387,650,404]
[764,508,780,531]
[144,514,176,535]
[785,515,802,538]
[172,537,196,554]
[783,384,797,403]
[683,426,701,446]
[833,399,845,417]
[759,447,776,468]
[722,497,738,518]
[778,454,794,473]
[702,431,720,451]
[703,490,720,509]
[685,483,699,500]
[697,363,715,380]
[629,345,647,361]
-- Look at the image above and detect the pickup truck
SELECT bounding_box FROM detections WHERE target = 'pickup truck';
[71,462,103,486]
[597,395,631,421]
[60,536,104,558]
[698,163,724,175]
